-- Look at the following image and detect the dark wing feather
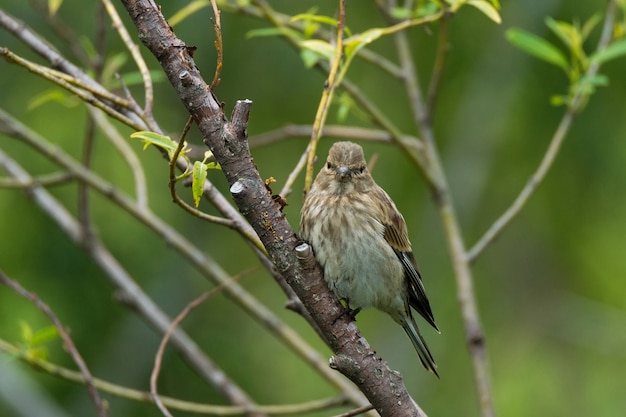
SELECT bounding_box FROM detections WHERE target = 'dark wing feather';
[373,187,439,331]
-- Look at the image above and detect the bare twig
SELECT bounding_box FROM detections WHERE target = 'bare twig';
[0,271,108,417]
[0,48,143,130]
[331,404,375,417]
[151,271,249,417]
[0,171,74,188]
[248,124,421,148]
[0,338,350,415]
[425,13,450,119]
[101,0,154,113]
[209,0,223,90]
[88,107,150,209]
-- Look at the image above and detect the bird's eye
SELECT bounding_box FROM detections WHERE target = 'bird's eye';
[357,166,365,174]
[326,162,332,169]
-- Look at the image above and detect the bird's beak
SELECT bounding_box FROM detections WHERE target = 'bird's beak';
[335,165,351,182]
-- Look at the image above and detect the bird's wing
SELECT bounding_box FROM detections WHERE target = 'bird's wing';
[373,187,439,331]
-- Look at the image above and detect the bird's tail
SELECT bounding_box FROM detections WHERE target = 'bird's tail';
[400,314,439,378]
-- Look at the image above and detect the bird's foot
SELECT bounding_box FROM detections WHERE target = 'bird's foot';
[333,302,361,324]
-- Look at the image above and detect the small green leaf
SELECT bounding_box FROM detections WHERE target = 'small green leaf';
[30,326,59,346]
[130,131,178,155]
[550,94,566,106]
[299,49,320,68]
[581,13,601,42]
[390,6,413,20]
[27,346,50,361]
[300,39,335,61]
[344,28,385,58]
[192,161,208,207]
[19,321,33,345]
[506,28,569,72]
[590,38,626,65]
[48,0,63,16]
[27,89,79,110]
[467,0,501,24]
[291,13,339,28]
[545,17,579,52]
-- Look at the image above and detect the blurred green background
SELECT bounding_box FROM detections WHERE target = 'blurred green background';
[1,1,625,416]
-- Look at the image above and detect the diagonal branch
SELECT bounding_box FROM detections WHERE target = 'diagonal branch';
[120,0,427,415]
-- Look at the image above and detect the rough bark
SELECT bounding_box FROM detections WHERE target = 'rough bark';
[120,1,423,415]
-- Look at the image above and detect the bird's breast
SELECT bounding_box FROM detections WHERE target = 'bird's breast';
[304,194,405,311]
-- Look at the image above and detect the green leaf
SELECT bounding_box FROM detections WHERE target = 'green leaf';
[545,17,579,52]
[506,28,569,72]
[27,89,79,110]
[291,13,339,28]
[300,49,321,68]
[344,28,385,58]
[192,161,208,207]
[389,6,413,20]
[19,321,33,345]
[590,38,626,65]
[550,94,567,106]
[300,39,335,60]
[130,131,178,155]
[581,13,601,42]
[101,52,129,86]
[48,0,63,16]
[467,0,501,24]
[30,326,59,346]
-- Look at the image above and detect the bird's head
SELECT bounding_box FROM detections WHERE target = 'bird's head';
[316,141,373,194]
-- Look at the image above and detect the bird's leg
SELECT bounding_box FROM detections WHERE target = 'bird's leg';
[333,299,361,324]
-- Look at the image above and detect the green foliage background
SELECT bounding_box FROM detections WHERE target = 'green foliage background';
[1,1,625,416]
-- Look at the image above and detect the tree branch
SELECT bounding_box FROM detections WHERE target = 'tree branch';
[120,0,426,415]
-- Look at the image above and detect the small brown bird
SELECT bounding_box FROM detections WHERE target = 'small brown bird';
[300,141,439,376]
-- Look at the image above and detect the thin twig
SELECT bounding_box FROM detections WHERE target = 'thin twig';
[0,271,108,417]
[101,0,154,113]
[209,0,223,90]
[425,13,450,119]
[151,271,249,417]
[88,108,150,209]
[331,404,375,417]
[0,338,350,415]
[0,171,74,188]
[303,0,346,192]
[248,124,420,148]
[0,48,144,130]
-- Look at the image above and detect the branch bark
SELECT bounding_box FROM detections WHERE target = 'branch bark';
[120,0,426,415]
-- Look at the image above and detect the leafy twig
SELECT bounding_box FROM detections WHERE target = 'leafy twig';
[467,0,618,263]
[0,271,108,417]
[304,0,346,191]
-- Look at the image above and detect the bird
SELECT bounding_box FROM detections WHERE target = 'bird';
[299,141,439,376]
